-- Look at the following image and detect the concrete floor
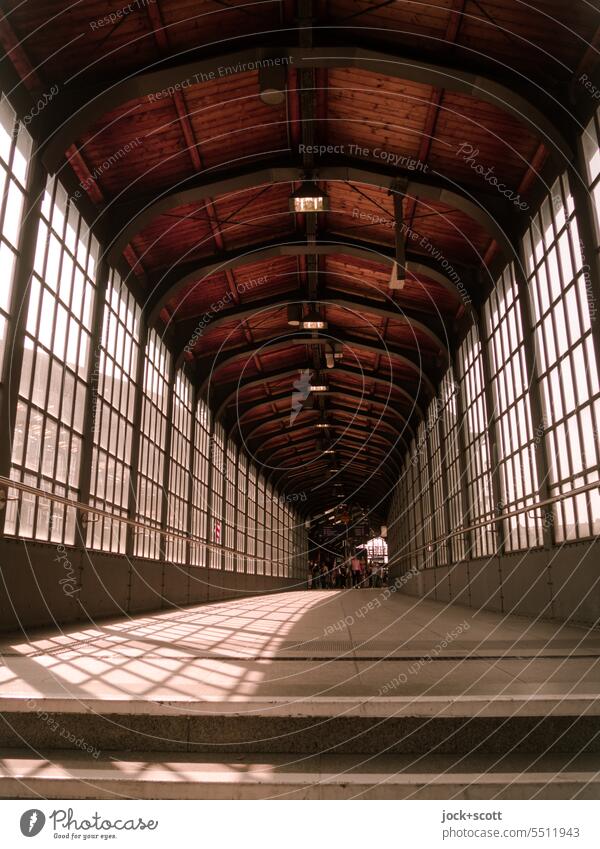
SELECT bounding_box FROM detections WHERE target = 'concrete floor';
[0,589,598,715]
[1,589,599,799]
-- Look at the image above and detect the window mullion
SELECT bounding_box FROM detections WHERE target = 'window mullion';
[478,304,506,559]
[569,154,600,391]
[514,242,554,547]
[0,142,44,479]
[125,317,148,558]
[75,255,110,539]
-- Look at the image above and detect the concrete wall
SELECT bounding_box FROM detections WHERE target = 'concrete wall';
[0,538,299,633]
[389,540,600,627]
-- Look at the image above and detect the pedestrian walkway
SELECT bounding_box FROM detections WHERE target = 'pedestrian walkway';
[0,590,598,798]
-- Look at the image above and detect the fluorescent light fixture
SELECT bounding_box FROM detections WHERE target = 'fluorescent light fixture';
[300,306,327,330]
[290,182,328,213]
[309,374,328,392]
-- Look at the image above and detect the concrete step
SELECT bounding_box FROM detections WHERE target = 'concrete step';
[1,696,599,756]
[0,750,598,799]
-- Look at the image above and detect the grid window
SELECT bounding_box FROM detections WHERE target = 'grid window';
[6,176,99,543]
[416,421,434,566]
[256,474,265,574]
[166,369,192,564]
[583,108,600,253]
[523,175,600,540]
[282,503,290,577]
[134,329,171,558]
[191,397,211,567]
[483,264,543,550]
[439,368,466,562]
[274,496,283,576]
[456,326,496,558]
[409,439,424,567]
[0,94,32,380]
[236,451,248,570]
[224,437,237,571]
[210,421,225,567]
[265,483,273,576]
[428,398,448,565]
[247,462,256,568]
[88,270,141,553]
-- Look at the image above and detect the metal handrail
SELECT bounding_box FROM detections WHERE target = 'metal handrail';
[0,475,296,568]
[392,478,600,562]
[1,474,598,567]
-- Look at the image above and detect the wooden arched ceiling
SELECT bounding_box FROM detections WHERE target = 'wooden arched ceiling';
[2,0,598,520]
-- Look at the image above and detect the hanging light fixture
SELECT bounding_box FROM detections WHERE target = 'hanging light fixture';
[258,63,287,106]
[309,371,328,393]
[324,342,342,368]
[290,181,329,213]
[300,305,327,330]
[319,441,335,455]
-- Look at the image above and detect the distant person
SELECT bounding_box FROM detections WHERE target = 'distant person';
[351,555,362,587]
[372,561,382,588]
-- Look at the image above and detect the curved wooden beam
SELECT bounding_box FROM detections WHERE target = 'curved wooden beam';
[106,157,512,271]
[148,233,476,328]
[268,433,403,475]
[215,364,424,422]
[235,396,413,448]
[201,331,436,403]
[39,44,572,173]
[180,293,449,368]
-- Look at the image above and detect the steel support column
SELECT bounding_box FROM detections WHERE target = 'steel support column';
[513,248,554,551]
[125,317,149,558]
[0,142,46,480]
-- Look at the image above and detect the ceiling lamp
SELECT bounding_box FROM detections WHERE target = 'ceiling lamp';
[326,341,343,368]
[315,413,330,429]
[290,181,328,213]
[301,306,327,330]
[319,438,335,455]
[389,190,406,290]
[309,372,328,393]
[258,64,287,106]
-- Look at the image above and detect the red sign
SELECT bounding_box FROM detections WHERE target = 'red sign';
[214,520,221,543]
